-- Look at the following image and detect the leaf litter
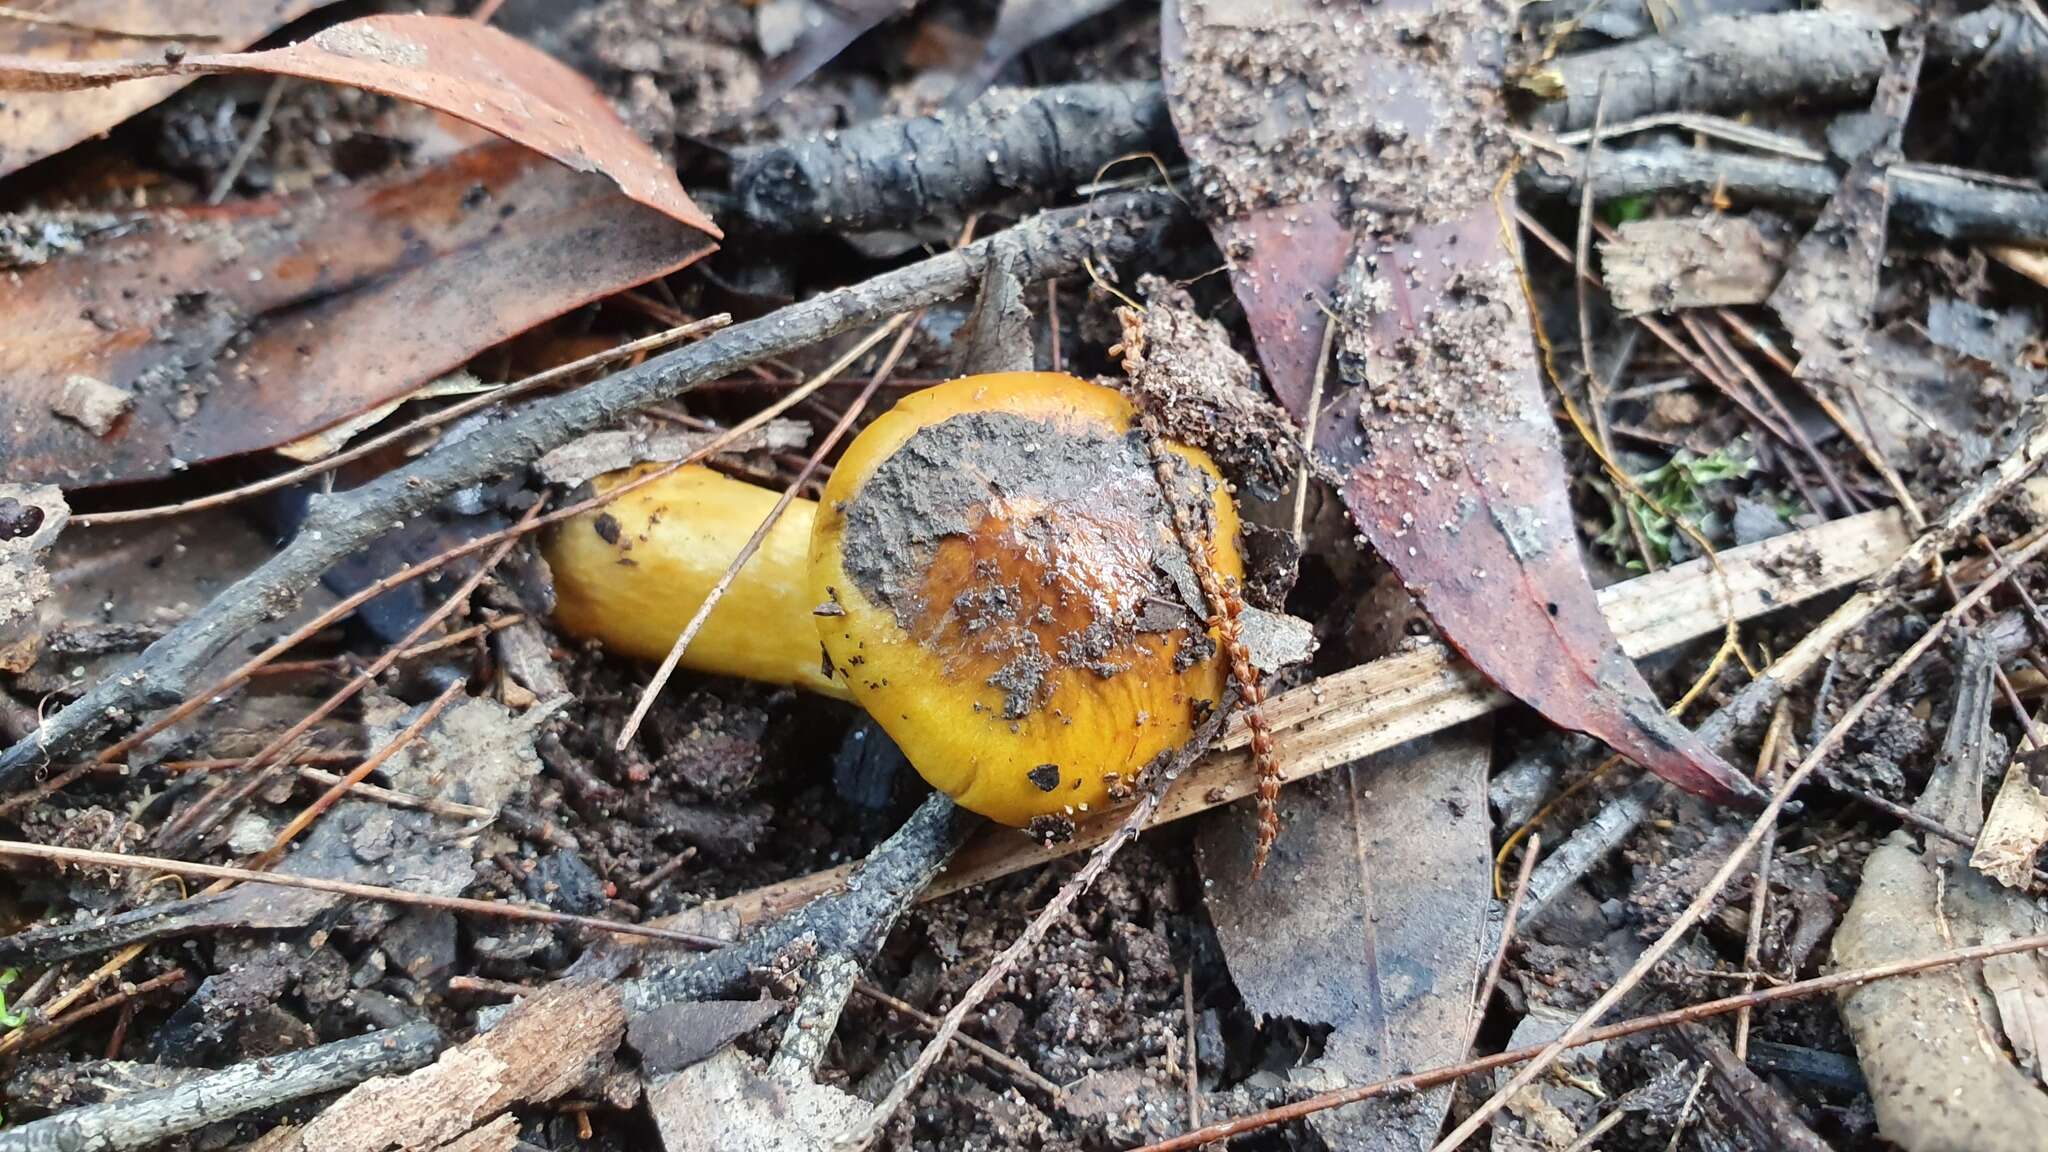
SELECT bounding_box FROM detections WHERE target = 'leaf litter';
[2,2,2048,1150]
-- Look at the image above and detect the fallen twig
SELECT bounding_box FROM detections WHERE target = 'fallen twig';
[1468,833,1539,1055]
[852,980,1064,1099]
[729,82,1174,233]
[0,841,730,951]
[0,192,1180,788]
[1524,7,2025,131]
[621,791,970,1008]
[1525,143,2048,246]
[2,968,187,1060]
[0,1020,441,1152]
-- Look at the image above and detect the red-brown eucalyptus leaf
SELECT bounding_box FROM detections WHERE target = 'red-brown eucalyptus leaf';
[1161,0,1758,804]
[0,142,715,488]
[0,13,717,235]
[0,0,344,177]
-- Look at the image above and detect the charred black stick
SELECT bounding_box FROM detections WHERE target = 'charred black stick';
[0,192,1183,788]
[1674,1024,1834,1152]
[1525,7,2027,132]
[730,82,1174,234]
[0,1021,440,1152]
[0,891,243,968]
[1525,11,1886,132]
[1522,144,2048,247]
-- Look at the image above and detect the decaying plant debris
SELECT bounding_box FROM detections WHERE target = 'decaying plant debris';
[3,2,2048,1150]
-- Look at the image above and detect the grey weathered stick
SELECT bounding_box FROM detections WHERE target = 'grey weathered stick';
[1526,6,2026,132]
[0,1021,440,1152]
[1526,11,1887,132]
[731,82,1174,234]
[621,791,972,1010]
[0,192,1180,789]
[1523,144,2048,246]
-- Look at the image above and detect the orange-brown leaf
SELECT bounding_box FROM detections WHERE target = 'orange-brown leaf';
[0,0,343,178]
[0,143,714,487]
[0,13,718,235]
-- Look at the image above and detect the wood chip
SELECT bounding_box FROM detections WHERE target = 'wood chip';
[1973,750,2048,888]
[647,1047,869,1152]
[53,374,133,436]
[1600,215,1790,314]
[290,982,625,1152]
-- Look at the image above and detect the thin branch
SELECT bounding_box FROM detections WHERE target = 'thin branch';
[1735,705,1789,1059]
[1467,832,1539,1055]
[0,840,732,949]
[74,318,729,528]
[852,981,1064,1099]
[0,1022,441,1152]
[4,968,187,1059]
[206,76,285,205]
[1290,301,1339,547]
[1574,81,1661,569]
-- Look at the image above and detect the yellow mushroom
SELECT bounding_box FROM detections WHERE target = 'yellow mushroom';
[543,372,1242,830]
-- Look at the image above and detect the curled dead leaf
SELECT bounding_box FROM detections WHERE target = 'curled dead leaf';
[0,142,715,487]
[0,0,344,177]
[0,13,718,235]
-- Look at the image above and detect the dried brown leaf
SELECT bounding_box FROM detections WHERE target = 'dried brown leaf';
[1162,0,1757,804]
[0,13,718,234]
[1973,750,2048,889]
[0,143,714,487]
[1198,727,1492,1149]
[0,1,343,177]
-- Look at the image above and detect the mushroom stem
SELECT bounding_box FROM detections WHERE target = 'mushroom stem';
[546,466,850,700]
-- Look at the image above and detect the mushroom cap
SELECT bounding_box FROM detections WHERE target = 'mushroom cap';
[809,372,1242,828]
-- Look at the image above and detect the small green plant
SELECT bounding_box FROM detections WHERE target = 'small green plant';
[1598,443,1753,569]
[1602,194,1652,226]
[0,969,24,1030]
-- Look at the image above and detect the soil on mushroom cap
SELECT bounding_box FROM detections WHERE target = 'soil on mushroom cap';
[838,409,1218,719]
